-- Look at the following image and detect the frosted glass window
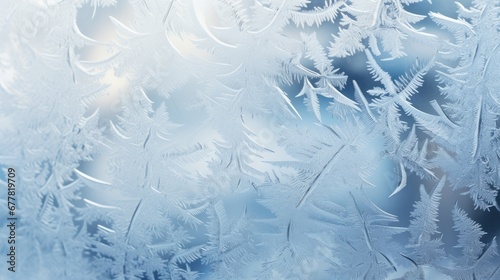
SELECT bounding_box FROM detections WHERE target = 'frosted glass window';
[1,1,499,279]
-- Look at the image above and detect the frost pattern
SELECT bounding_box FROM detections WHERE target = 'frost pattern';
[0,0,499,279]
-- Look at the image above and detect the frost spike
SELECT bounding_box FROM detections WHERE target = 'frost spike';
[73,21,105,45]
[472,96,482,160]
[74,169,112,186]
[125,199,142,244]
[97,225,115,234]
[84,199,119,209]
[296,144,346,208]
[110,120,130,140]
[162,0,175,24]
[326,82,360,111]
[353,80,377,122]
[389,162,407,198]
[430,100,457,127]
[109,16,149,37]
[275,86,302,120]
[193,0,239,48]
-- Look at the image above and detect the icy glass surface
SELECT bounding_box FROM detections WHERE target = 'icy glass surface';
[0,0,499,279]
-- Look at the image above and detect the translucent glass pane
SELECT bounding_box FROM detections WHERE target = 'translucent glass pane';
[1,1,499,279]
